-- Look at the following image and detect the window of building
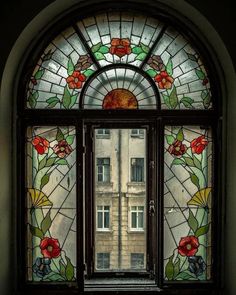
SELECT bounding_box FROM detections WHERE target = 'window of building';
[131,253,145,269]
[97,158,110,182]
[130,206,144,230]
[96,253,110,270]
[131,158,144,182]
[131,129,144,138]
[18,3,222,294]
[97,206,110,230]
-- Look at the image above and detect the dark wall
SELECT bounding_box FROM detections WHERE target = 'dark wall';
[0,0,235,82]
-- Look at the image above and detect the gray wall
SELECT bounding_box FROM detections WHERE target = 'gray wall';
[0,0,235,294]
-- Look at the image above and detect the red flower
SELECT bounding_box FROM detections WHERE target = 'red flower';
[66,71,86,89]
[109,38,132,58]
[53,140,73,158]
[32,136,49,155]
[40,237,61,259]
[168,140,187,156]
[190,135,208,154]
[154,71,174,89]
[178,236,199,257]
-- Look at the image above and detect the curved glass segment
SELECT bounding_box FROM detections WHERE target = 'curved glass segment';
[26,12,212,110]
[81,67,158,109]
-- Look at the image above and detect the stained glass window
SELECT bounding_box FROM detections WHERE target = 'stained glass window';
[20,4,220,293]
[26,126,77,282]
[26,11,212,110]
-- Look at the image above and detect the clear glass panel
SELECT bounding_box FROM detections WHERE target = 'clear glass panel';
[77,12,163,67]
[82,68,157,109]
[94,129,146,271]
[26,126,77,282]
[143,27,212,110]
[163,126,212,281]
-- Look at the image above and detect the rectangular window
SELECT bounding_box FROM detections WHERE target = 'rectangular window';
[97,206,110,229]
[97,129,110,135]
[131,158,144,182]
[131,253,144,269]
[97,253,110,270]
[97,158,110,182]
[131,129,144,137]
[131,206,144,230]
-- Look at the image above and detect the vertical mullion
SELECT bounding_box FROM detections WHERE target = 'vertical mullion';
[77,119,84,291]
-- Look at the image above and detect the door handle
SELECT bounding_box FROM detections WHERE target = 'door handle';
[149,200,155,216]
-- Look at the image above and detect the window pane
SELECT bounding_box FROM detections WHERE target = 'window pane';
[163,126,212,281]
[26,126,77,282]
[94,129,146,271]
[131,158,144,182]
[97,253,110,270]
[131,253,144,269]
[97,211,103,228]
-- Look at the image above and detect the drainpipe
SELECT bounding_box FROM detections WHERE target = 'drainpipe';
[118,129,122,270]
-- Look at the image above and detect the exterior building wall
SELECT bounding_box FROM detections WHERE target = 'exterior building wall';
[95,129,146,271]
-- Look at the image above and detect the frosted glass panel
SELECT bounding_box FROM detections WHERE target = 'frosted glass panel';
[163,126,212,281]
[26,126,77,282]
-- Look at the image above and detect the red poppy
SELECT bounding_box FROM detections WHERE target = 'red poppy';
[178,236,199,257]
[40,237,61,259]
[168,139,187,156]
[53,140,73,158]
[32,136,49,155]
[109,38,132,58]
[190,135,208,154]
[154,71,174,89]
[66,71,86,89]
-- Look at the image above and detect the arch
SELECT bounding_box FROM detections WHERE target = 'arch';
[0,0,235,294]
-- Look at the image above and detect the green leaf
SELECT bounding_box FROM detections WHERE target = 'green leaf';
[166,58,173,76]
[135,52,147,61]
[186,53,198,62]
[171,158,185,167]
[176,128,184,141]
[132,46,143,55]
[165,255,174,280]
[29,224,44,239]
[162,93,171,109]
[201,90,211,109]
[46,96,59,108]
[195,69,206,80]
[94,51,105,60]
[66,135,75,145]
[56,159,68,165]
[42,272,65,281]
[67,57,74,76]
[56,128,64,141]
[175,271,196,280]
[173,258,180,279]
[59,260,66,278]
[180,97,194,108]
[91,42,102,53]
[68,94,77,109]
[83,69,95,78]
[62,86,71,109]
[65,256,75,281]
[98,45,109,54]
[188,209,199,234]
[165,135,175,145]
[195,223,210,237]
[184,157,195,167]
[38,156,47,170]
[169,86,178,109]
[45,157,57,167]
[140,43,149,54]
[146,69,158,78]
[41,210,52,234]
[193,155,202,170]
[35,69,45,80]
[190,172,200,190]
[40,172,51,190]
[28,91,38,108]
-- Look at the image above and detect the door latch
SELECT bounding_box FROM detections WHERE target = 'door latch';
[149,200,155,216]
